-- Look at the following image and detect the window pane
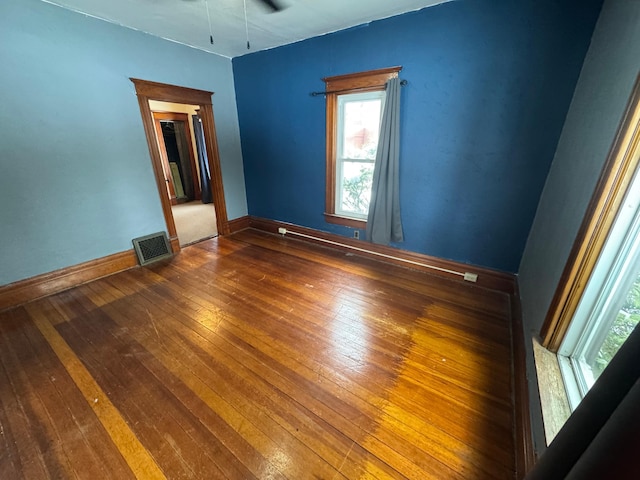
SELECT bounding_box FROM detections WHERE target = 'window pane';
[584,272,640,381]
[339,162,374,216]
[342,99,382,160]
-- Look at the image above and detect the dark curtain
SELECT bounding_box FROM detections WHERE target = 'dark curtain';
[192,114,212,204]
[366,77,403,245]
[173,121,195,201]
[525,324,640,479]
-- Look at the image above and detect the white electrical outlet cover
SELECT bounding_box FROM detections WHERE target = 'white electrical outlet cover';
[463,272,478,282]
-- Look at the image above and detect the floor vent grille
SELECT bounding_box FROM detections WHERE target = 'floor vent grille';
[132,232,173,266]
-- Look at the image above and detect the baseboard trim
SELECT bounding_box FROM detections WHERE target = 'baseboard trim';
[0,249,139,312]
[511,281,537,477]
[227,215,251,233]
[248,216,517,295]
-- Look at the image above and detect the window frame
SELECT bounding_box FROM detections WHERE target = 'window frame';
[557,167,640,409]
[323,67,401,229]
[540,74,640,352]
[334,90,385,220]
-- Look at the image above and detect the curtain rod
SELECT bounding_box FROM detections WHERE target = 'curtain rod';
[310,79,407,97]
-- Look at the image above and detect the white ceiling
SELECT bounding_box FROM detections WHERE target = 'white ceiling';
[42,0,450,58]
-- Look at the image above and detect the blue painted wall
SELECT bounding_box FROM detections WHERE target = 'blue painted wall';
[519,0,640,453]
[233,0,602,272]
[0,0,247,285]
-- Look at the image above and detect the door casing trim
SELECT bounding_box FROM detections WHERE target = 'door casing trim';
[131,78,230,251]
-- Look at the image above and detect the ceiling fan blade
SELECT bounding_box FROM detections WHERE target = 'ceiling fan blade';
[259,0,284,12]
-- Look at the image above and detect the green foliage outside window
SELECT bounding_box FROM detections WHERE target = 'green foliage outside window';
[592,273,640,377]
[342,167,373,214]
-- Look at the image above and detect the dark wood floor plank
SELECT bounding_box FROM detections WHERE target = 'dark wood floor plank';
[23,299,166,480]
[0,336,34,480]
[0,229,516,479]
[17,304,135,480]
[0,308,79,479]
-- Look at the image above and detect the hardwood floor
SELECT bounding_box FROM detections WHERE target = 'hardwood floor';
[0,229,516,479]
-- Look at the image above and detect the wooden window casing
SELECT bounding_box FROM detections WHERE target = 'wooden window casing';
[541,75,640,352]
[323,67,401,229]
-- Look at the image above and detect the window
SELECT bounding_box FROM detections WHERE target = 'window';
[558,167,640,409]
[323,67,401,229]
[538,77,640,414]
[336,91,384,219]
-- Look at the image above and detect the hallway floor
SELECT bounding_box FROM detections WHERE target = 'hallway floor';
[171,201,217,246]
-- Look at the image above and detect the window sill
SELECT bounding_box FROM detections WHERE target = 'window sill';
[324,213,366,230]
[533,338,572,445]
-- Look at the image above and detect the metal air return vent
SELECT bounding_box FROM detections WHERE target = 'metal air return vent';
[132,232,173,266]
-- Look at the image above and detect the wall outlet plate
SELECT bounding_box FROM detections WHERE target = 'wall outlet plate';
[353,230,360,239]
[463,272,478,282]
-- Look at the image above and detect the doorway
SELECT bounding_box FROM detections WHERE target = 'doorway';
[150,104,218,246]
[131,78,230,252]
